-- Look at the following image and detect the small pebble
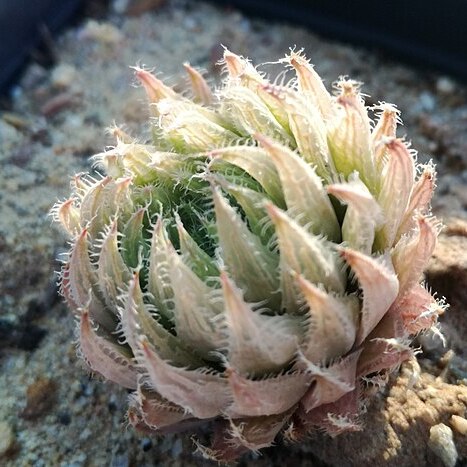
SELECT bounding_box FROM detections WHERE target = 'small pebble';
[428,423,458,467]
[51,64,78,89]
[79,20,123,45]
[21,378,58,420]
[0,422,16,458]
[436,77,456,95]
[450,415,467,435]
[418,92,436,112]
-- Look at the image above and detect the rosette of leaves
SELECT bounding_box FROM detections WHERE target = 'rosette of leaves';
[52,49,444,461]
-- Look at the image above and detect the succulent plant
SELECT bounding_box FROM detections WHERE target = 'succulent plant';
[52,49,445,461]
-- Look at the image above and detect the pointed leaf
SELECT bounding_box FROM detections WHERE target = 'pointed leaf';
[213,188,280,305]
[297,274,358,363]
[51,198,80,235]
[266,203,345,311]
[134,67,178,104]
[285,50,333,119]
[209,145,284,207]
[376,138,415,249]
[298,386,361,436]
[327,174,384,254]
[392,215,438,295]
[327,80,376,192]
[65,228,96,310]
[209,411,293,461]
[222,49,290,129]
[371,103,400,168]
[147,218,174,322]
[120,272,198,367]
[136,385,193,430]
[158,99,237,152]
[183,62,213,105]
[175,214,219,279]
[221,272,302,375]
[120,208,146,269]
[220,85,292,143]
[259,85,335,182]
[138,337,231,419]
[78,176,112,237]
[357,336,413,377]
[388,284,439,335]
[168,248,224,356]
[208,176,274,245]
[397,163,436,238]
[80,308,137,389]
[256,133,340,241]
[97,220,131,309]
[298,349,362,412]
[341,248,399,345]
[225,368,311,418]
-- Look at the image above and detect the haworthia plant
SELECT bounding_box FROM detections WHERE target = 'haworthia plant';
[52,49,445,461]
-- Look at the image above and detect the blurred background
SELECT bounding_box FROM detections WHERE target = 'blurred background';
[1,0,466,97]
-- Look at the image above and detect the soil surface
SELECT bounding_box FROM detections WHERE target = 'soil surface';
[0,1,466,465]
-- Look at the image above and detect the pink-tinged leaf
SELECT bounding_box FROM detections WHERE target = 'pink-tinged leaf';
[258,86,334,182]
[326,80,376,192]
[327,175,384,255]
[256,133,340,241]
[222,49,290,129]
[225,368,311,418]
[356,309,412,377]
[298,386,361,436]
[221,272,302,375]
[397,164,436,238]
[116,143,159,184]
[97,220,131,309]
[51,198,80,235]
[128,394,207,435]
[376,138,415,249]
[135,385,194,430]
[207,410,293,461]
[127,405,156,435]
[208,176,274,246]
[223,49,262,81]
[133,67,177,104]
[119,271,145,352]
[213,187,280,306]
[78,176,112,237]
[341,248,399,345]
[219,85,293,143]
[298,349,362,412]
[121,272,200,367]
[296,274,358,363]
[183,63,213,105]
[392,216,438,296]
[79,308,137,389]
[147,218,174,322]
[168,248,224,356]
[285,50,333,120]
[357,337,413,378]
[371,103,400,167]
[157,99,237,152]
[66,229,96,309]
[388,284,439,335]
[209,145,284,206]
[266,203,346,313]
[138,337,231,419]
